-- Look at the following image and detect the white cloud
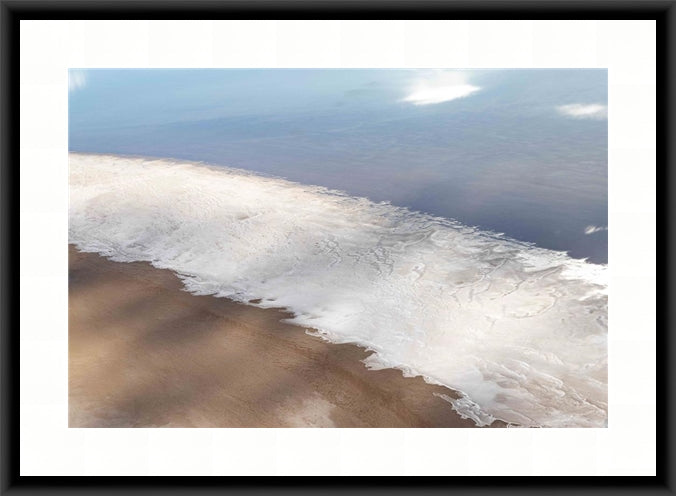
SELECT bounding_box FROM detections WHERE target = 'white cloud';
[557,103,607,120]
[403,71,480,105]
[69,70,87,92]
[584,225,607,235]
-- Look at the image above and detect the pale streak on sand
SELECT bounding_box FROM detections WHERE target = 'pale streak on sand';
[69,245,500,428]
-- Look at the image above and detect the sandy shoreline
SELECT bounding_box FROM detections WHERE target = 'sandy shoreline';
[69,244,505,428]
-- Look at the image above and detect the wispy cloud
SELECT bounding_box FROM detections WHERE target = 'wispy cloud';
[584,225,607,235]
[403,71,480,106]
[69,70,87,92]
[557,103,607,120]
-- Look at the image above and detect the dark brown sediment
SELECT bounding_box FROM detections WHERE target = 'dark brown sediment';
[69,245,506,428]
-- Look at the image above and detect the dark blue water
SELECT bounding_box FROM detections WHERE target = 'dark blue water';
[69,69,607,263]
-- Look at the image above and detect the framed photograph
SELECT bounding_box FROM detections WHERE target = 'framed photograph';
[3,0,667,491]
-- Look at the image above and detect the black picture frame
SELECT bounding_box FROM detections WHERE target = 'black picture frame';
[1,0,671,492]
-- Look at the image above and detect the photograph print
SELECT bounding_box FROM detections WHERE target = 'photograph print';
[68,68,608,428]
